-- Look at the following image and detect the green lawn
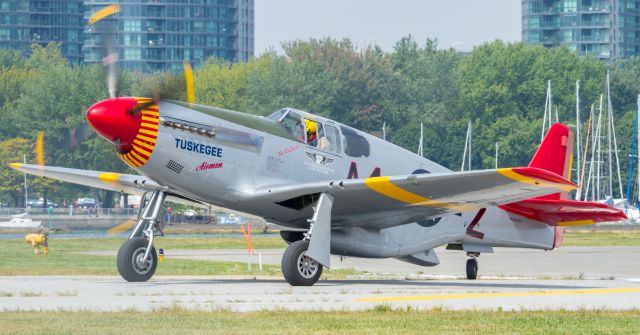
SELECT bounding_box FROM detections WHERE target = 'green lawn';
[0,236,363,277]
[0,237,283,276]
[0,230,637,277]
[562,230,640,246]
[0,309,638,335]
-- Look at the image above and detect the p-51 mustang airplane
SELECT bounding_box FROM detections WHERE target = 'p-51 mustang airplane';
[10,97,626,285]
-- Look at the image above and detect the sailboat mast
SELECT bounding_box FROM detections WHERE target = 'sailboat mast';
[468,121,472,171]
[637,95,640,207]
[495,142,499,169]
[575,80,581,190]
[23,154,28,212]
[548,80,553,128]
[596,95,604,200]
[541,80,551,142]
[417,123,424,157]
[626,96,639,211]
[586,104,597,201]
[577,105,592,201]
[607,75,624,200]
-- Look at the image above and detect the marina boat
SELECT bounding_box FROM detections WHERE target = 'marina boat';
[0,213,41,228]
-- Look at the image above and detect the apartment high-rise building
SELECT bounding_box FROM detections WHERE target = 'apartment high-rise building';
[522,0,640,60]
[0,0,254,70]
[0,0,85,64]
[83,0,254,72]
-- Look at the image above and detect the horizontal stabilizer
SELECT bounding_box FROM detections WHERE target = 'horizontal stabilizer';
[500,199,627,226]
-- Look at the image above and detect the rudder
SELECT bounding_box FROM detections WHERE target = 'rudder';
[529,123,574,200]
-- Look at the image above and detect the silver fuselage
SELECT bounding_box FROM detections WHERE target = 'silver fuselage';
[131,101,556,258]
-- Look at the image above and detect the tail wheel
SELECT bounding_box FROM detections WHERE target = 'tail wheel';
[466,258,478,280]
[281,240,323,286]
[117,237,157,282]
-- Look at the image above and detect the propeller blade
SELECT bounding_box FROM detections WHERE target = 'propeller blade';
[88,4,120,25]
[127,99,156,116]
[35,131,45,166]
[184,61,195,104]
[88,4,121,98]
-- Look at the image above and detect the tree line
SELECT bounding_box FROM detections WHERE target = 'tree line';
[2,37,640,207]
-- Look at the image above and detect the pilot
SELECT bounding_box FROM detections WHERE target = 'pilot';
[305,120,317,146]
[318,136,331,151]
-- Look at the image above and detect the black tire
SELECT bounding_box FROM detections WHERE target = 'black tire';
[117,237,157,282]
[281,240,323,286]
[466,258,478,280]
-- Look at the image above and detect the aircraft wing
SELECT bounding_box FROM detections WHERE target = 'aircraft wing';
[254,167,577,219]
[8,163,162,196]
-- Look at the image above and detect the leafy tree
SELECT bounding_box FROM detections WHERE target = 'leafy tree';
[0,138,33,206]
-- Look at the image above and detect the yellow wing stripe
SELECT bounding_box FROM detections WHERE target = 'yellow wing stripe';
[364,176,477,211]
[558,219,595,226]
[142,111,160,117]
[98,172,124,188]
[496,168,576,192]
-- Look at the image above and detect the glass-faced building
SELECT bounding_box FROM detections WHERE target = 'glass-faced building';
[83,0,254,72]
[0,0,254,70]
[0,0,85,64]
[522,0,640,60]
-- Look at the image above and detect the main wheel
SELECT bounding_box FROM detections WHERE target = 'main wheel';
[466,258,478,280]
[117,237,157,282]
[281,240,323,286]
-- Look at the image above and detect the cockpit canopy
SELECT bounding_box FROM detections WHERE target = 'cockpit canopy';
[267,108,370,157]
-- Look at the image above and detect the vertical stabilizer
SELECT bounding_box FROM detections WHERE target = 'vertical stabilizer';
[529,123,574,200]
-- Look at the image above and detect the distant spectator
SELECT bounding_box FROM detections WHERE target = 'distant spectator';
[166,207,173,225]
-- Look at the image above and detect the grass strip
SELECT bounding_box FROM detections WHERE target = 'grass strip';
[0,309,638,335]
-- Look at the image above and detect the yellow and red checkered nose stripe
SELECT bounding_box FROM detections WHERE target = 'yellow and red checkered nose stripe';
[118,98,159,168]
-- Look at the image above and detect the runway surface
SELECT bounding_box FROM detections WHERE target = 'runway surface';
[1,276,639,312]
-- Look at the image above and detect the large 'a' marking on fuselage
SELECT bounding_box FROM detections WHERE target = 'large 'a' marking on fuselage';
[347,162,381,179]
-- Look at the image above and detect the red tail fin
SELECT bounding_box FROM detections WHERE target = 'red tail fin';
[529,123,573,200]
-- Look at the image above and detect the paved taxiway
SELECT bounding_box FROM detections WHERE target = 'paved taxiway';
[1,276,639,312]
[6,246,639,312]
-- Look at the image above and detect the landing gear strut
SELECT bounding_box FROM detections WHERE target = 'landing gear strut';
[466,253,479,280]
[117,190,165,282]
[281,193,333,286]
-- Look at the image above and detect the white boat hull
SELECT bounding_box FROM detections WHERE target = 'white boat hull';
[0,220,42,228]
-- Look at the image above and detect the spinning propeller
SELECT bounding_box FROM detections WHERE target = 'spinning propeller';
[85,4,196,158]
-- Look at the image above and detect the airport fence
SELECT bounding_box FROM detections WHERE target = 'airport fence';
[0,207,250,225]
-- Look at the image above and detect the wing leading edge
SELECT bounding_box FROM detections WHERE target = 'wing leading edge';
[8,163,161,195]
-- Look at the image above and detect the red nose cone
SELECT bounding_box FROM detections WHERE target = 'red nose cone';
[86,98,142,153]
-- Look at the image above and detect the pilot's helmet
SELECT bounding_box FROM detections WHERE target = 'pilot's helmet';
[305,119,316,136]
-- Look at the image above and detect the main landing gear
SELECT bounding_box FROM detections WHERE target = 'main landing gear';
[281,240,323,286]
[466,253,479,280]
[117,190,166,282]
[281,193,334,286]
